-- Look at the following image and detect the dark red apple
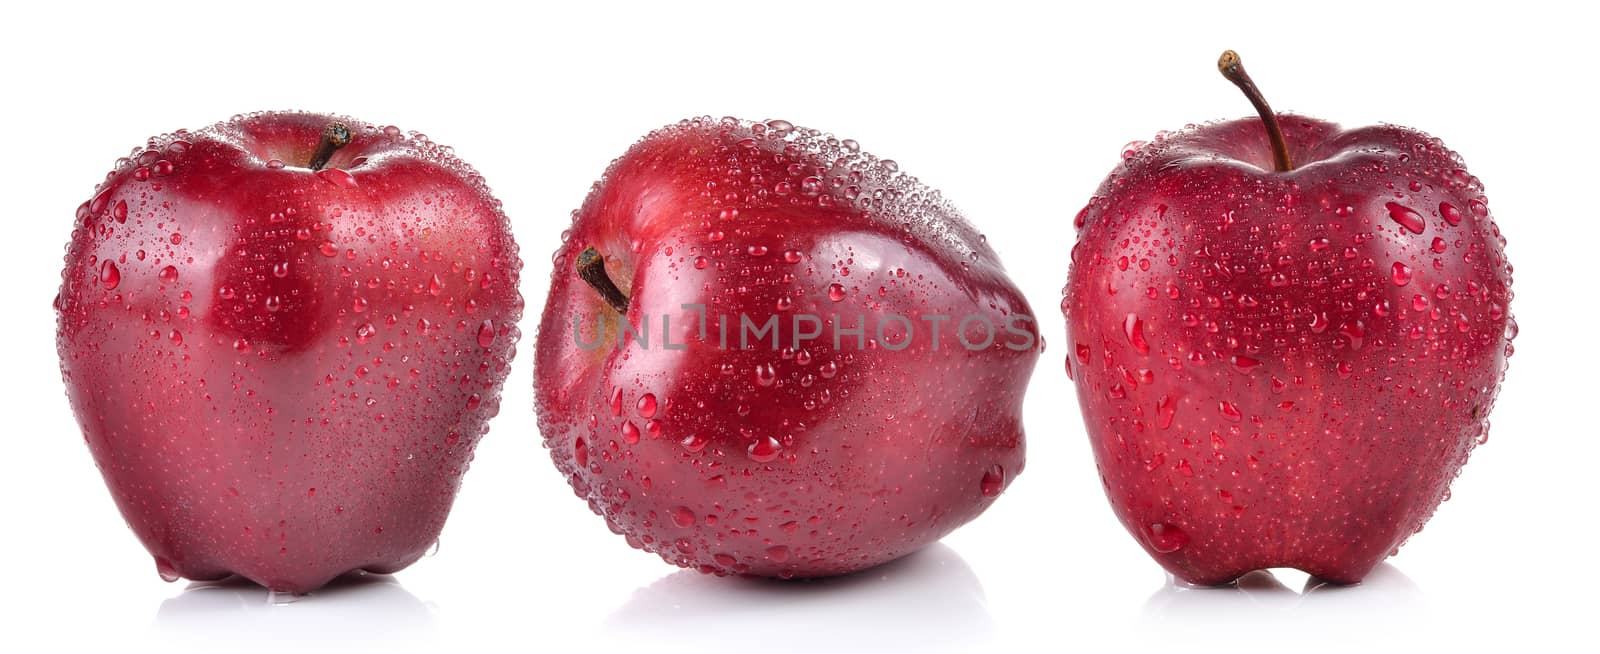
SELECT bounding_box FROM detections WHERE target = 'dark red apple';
[1062,53,1515,584]
[535,117,1039,578]
[55,111,523,593]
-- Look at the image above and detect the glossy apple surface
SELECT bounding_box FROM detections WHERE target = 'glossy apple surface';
[55,112,523,592]
[535,117,1038,578]
[1063,112,1515,584]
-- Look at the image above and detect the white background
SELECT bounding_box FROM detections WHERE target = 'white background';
[2,1,1592,652]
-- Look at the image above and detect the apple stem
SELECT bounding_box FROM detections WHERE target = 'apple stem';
[307,122,353,171]
[576,247,630,314]
[1217,50,1293,172]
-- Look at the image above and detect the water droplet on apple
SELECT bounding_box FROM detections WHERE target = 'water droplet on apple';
[1156,395,1176,429]
[754,363,777,387]
[89,190,114,217]
[1391,262,1413,286]
[1123,313,1149,355]
[1385,202,1425,234]
[315,168,358,188]
[747,435,782,463]
[1144,523,1188,553]
[477,320,496,347]
[154,557,180,583]
[1339,320,1366,351]
[637,393,658,418]
[1440,201,1463,226]
[621,421,640,444]
[827,283,846,302]
[671,506,696,528]
[980,465,1005,497]
[680,432,708,453]
[98,260,120,290]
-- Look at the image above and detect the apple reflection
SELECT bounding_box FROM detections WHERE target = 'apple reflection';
[606,543,994,654]
[1142,563,1425,637]
[154,571,435,647]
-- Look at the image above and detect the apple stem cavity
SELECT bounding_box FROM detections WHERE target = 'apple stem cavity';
[307,122,353,171]
[1217,50,1293,172]
[576,247,630,314]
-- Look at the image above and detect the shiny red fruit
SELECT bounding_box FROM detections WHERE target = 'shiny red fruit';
[55,111,523,593]
[1062,56,1514,585]
[535,117,1039,578]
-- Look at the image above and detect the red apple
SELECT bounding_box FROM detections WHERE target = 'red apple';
[55,111,523,593]
[535,117,1039,578]
[1062,53,1515,584]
